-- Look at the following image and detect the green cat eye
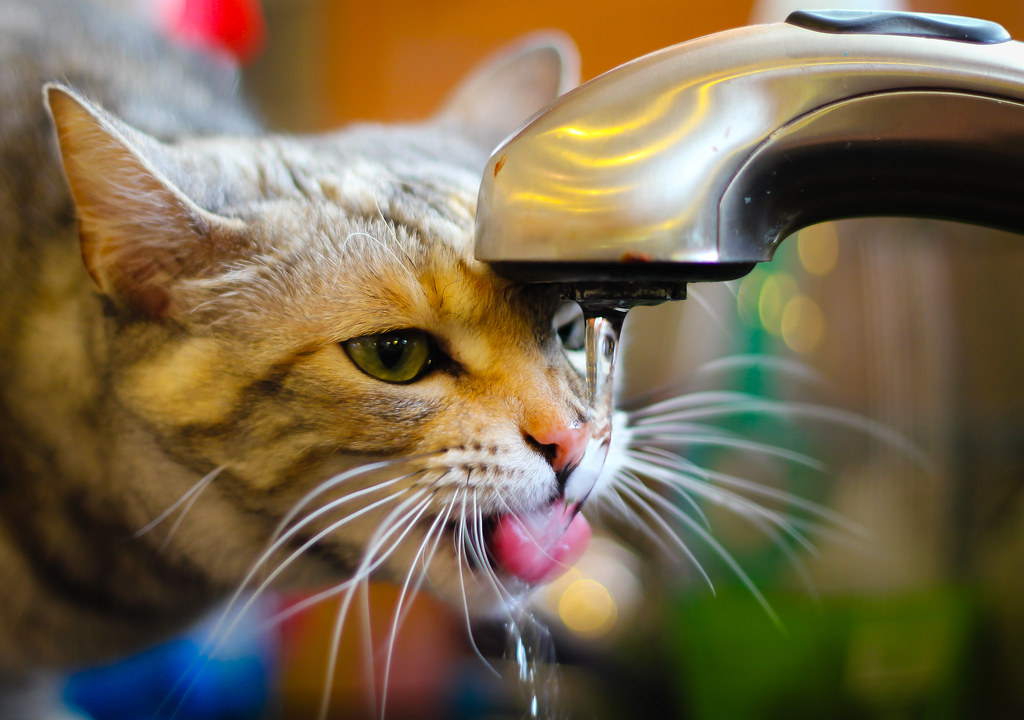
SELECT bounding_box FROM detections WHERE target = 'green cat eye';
[342,329,434,383]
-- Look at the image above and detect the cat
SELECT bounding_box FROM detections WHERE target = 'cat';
[0,0,603,715]
[0,2,856,718]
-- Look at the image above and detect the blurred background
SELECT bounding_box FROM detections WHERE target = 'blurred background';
[63,0,1024,718]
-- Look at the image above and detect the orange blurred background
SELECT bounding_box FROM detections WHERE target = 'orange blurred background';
[250,0,1024,129]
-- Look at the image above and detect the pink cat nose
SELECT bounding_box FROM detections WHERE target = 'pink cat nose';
[525,423,590,474]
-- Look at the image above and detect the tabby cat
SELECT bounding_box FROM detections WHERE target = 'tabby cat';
[0,0,604,715]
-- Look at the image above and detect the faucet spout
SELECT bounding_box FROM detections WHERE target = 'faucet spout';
[475,10,1024,295]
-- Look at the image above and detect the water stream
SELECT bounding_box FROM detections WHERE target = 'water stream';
[562,306,628,512]
[504,593,559,719]
[505,304,628,718]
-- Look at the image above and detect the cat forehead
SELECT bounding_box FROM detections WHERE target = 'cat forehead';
[253,128,491,263]
[248,165,479,264]
[185,122,485,209]
[177,124,544,335]
[192,181,544,341]
[199,130,482,244]
[263,209,522,327]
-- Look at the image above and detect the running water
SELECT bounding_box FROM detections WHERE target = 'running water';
[503,304,628,718]
[562,305,628,511]
[504,592,560,718]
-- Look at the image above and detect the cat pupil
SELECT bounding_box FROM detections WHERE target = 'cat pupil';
[377,334,408,369]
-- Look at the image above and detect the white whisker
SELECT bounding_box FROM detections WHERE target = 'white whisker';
[354,492,435,586]
[380,492,456,718]
[703,468,866,537]
[744,510,821,601]
[615,480,715,594]
[629,426,827,471]
[621,460,711,531]
[454,489,500,676]
[132,465,224,541]
[632,448,824,597]
[358,579,377,720]
[407,493,457,619]
[316,489,436,720]
[211,478,414,650]
[626,452,821,557]
[630,390,756,418]
[693,353,827,386]
[686,286,732,337]
[590,476,676,556]
[471,492,513,607]
[627,444,864,537]
[630,394,931,471]
[255,470,449,637]
[621,476,781,627]
[320,587,358,720]
[273,457,419,544]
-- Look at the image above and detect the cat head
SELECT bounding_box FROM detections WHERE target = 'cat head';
[45,33,595,608]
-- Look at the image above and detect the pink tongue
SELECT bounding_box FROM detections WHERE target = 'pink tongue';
[488,501,592,584]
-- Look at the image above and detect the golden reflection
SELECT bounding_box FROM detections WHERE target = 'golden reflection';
[545,83,714,169]
[505,191,573,207]
[544,182,633,198]
[553,76,707,142]
[550,55,871,141]
[539,58,899,170]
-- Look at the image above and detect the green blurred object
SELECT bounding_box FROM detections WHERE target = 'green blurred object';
[670,588,976,720]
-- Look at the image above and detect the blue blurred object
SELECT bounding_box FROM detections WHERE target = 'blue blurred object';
[62,615,277,720]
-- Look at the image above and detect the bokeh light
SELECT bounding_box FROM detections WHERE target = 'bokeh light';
[798,224,840,276]
[538,537,642,642]
[758,272,798,335]
[781,294,825,353]
[558,577,618,637]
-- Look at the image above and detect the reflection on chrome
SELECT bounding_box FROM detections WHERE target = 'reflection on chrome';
[476,17,1024,279]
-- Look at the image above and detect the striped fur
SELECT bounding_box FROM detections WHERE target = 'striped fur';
[0,0,581,695]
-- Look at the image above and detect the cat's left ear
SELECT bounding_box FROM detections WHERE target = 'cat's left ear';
[45,84,249,319]
[436,32,579,152]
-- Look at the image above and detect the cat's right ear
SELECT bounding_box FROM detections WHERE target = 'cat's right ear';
[436,32,580,152]
[44,84,248,319]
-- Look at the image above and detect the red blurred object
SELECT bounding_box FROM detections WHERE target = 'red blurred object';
[162,0,267,64]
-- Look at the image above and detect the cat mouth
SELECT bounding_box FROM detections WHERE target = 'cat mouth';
[483,499,592,585]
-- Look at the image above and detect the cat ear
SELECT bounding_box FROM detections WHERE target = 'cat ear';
[437,32,580,152]
[44,84,247,318]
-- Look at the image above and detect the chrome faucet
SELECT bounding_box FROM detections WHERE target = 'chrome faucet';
[474,10,1024,308]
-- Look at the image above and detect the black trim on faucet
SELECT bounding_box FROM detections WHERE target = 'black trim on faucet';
[786,10,1011,45]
